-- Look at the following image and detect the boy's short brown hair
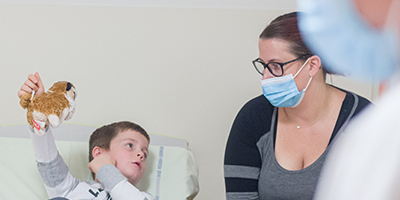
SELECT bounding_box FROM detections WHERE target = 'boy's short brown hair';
[88,121,150,162]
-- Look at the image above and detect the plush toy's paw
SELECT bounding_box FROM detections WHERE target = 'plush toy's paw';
[33,126,46,136]
[32,111,46,122]
[61,107,73,121]
[20,93,32,109]
[32,111,47,136]
[48,114,61,128]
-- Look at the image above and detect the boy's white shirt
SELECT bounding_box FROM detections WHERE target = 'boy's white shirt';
[29,127,155,200]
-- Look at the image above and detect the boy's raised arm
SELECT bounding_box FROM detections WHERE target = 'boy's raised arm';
[30,127,79,198]
[19,74,78,198]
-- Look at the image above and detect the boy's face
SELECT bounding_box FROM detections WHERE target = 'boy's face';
[108,129,149,185]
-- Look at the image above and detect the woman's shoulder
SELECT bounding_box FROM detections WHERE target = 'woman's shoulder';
[241,95,274,113]
[229,95,275,144]
[234,95,275,122]
[342,89,371,106]
[337,87,372,116]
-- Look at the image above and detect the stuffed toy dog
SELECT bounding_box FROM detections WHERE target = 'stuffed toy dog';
[20,81,77,135]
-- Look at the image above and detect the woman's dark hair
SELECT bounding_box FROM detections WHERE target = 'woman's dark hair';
[260,12,331,75]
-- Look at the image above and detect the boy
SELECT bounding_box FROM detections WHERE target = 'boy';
[18,73,155,200]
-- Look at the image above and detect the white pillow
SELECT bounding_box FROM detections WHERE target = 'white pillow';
[0,136,198,200]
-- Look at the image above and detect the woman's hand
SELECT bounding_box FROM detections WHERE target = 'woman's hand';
[17,72,45,99]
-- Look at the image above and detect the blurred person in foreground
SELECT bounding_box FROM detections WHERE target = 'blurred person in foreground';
[297,0,400,199]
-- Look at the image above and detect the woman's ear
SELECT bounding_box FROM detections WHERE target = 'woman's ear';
[308,55,322,77]
[92,146,103,158]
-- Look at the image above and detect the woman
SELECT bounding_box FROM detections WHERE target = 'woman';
[224,12,371,200]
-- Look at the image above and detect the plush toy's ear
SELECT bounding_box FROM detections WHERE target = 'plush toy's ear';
[66,82,72,91]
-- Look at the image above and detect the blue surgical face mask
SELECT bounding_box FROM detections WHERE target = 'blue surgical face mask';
[297,0,400,81]
[262,58,312,107]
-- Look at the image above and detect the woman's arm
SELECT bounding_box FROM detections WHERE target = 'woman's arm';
[224,105,264,200]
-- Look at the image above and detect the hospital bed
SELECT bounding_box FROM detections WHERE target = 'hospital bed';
[0,124,199,199]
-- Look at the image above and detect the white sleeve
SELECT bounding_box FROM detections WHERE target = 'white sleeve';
[30,126,58,163]
[30,126,80,198]
[97,165,155,200]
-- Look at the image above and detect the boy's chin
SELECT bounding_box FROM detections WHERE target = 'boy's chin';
[125,173,144,185]
[128,177,140,185]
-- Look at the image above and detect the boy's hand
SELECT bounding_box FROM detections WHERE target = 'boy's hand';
[88,153,116,175]
[18,72,45,99]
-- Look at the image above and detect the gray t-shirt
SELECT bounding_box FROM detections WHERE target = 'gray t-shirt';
[257,108,328,200]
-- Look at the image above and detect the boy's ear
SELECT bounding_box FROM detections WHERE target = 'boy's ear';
[92,146,103,158]
[308,55,322,77]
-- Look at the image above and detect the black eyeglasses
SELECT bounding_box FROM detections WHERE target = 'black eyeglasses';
[252,54,311,77]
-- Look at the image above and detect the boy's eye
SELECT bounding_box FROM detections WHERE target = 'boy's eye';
[127,143,133,148]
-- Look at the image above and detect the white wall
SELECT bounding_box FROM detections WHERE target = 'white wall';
[0,2,377,200]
